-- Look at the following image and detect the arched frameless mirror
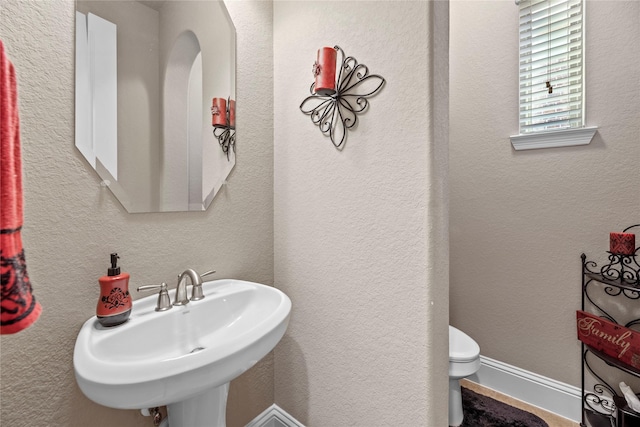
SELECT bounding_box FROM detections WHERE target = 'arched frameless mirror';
[75,0,236,213]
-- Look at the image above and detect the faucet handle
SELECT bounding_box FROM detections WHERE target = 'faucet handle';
[191,269,216,301]
[201,269,216,279]
[137,283,172,312]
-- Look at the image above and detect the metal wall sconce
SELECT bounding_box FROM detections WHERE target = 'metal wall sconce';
[211,97,236,160]
[300,45,385,150]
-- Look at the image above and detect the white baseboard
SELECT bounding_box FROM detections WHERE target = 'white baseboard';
[467,355,582,422]
[247,356,582,426]
[245,404,305,427]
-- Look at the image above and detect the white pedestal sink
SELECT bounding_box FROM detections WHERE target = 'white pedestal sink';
[73,279,291,427]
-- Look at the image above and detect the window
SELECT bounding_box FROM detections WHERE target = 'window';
[511,0,597,150]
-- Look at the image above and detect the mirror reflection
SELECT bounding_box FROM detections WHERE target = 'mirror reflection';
[75,0,236,213]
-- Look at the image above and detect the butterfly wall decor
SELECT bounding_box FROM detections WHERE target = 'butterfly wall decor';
[300,45,386,150]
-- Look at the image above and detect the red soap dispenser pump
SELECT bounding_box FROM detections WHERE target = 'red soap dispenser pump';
[97,253,131,327]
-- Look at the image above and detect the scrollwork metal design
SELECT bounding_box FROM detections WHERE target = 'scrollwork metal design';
[581,234,640,425]
[583,348,616,416]
[584,276,618,324]
[627,319,640,329]
[212,97,236,161]
[213,126,236,160]
[598,225,640,286]
[300,46,386,150]
[600,252,640,286]
[583,258,599,275]
[583,252,640,325]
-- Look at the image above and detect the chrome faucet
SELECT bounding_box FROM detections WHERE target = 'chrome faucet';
[173,268,216,306]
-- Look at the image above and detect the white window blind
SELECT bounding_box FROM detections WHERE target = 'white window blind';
[518,0,584,134]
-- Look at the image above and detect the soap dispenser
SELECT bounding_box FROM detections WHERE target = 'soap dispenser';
[97,253,131,327]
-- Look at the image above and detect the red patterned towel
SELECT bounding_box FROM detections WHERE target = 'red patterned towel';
[1,39,42,334]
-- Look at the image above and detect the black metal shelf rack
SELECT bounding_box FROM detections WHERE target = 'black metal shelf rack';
[581,246,640,427]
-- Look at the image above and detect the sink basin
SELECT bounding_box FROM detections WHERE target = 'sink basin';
[74,279,291,426]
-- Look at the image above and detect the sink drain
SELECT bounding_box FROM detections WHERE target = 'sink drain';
[189,347,205,354]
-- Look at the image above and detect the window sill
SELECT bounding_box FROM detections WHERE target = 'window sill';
[510,127,598,151]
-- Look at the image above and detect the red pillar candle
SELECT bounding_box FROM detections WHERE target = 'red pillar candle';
[314,47,337,95]
[610,232,636,255]
[229,99,236,128]
[211,97,227,127]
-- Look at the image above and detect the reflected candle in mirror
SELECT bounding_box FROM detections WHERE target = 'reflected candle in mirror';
[229,99,236,128]
[212,98,227,127]
[314,47,337,96]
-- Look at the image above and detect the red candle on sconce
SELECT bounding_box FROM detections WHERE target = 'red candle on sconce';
[211,97,227,127]
[610,232,636,255]
[314,47,337,96]
[229,99,236,129]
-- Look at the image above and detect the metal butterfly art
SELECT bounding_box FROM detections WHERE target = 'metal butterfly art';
[300,46,386,150]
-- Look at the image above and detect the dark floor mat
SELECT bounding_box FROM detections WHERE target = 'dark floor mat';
[459,387,549,427]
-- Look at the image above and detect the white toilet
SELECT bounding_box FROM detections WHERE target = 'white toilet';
[449,325,481,427]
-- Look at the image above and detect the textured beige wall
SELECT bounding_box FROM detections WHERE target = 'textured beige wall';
[273,1,449,425]
[450,0,640,387]
[0,1,273,426]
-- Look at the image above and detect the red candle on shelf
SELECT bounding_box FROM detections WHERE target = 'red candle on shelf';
[211,97,227,127]
[229,99,236,128]
[610,232,636,255]
[314,47,337,96]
